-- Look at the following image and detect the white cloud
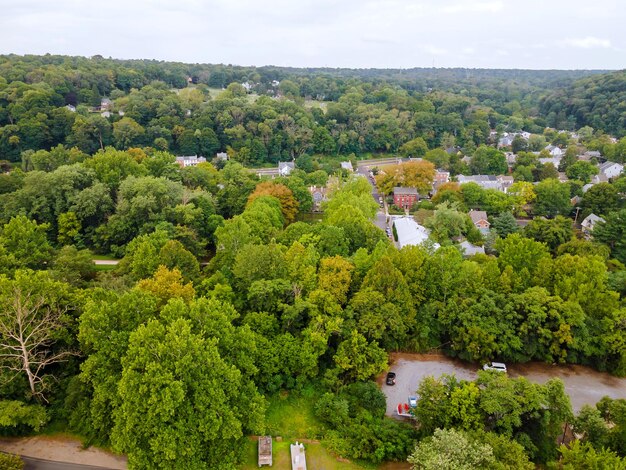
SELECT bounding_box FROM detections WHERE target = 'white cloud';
[440,1,503,14]
[561,36,612,49]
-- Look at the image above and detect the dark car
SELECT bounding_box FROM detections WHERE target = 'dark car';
[386,372,396,386]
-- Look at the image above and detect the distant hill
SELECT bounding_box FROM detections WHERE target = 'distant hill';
[539,70,626,137]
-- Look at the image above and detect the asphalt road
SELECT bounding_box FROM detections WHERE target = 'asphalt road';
[356,165,389,231]
[383,353,626,416]
[22,456,117,470]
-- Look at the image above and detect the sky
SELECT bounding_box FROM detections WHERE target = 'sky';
[0,0,624,69]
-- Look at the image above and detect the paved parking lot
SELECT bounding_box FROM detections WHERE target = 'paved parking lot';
[381,353,626,416]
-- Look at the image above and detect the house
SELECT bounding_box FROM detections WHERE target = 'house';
[175,155,207,168]
[584,150,602,159]
[505,152,517,167]
[433,170,450,189]
[393,217,439,249]
[100,98,112,110]
[469,210,490,231]
[216,152,229,161]
[498,135,515,148]
[258,436,272,467]
[598,161,624,179]
[278,161,295,176]
[520,131,531,140]
[581,213,605,237]
[309,186,327,211]
[65,104,76,112]
[459,240,485,257]
[242,81,254,92]
[100,111,111,118]
[340,161,354,172]
[445,146,462,155]
[291,442,307,470]
[539,156,562,168]
[393,187,419,209]
[457,175,513,193]
[545,145,564,157]
[558,172,569,183]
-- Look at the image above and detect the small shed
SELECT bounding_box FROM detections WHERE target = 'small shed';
[258,436,272,467]
[290,441,307,470]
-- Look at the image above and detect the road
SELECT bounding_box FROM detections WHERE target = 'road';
[382,353,626,416]
[92,259,119,265]
[356,165,389,231]
[22,455,118,470]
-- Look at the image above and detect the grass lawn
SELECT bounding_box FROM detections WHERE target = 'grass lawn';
[240,438,371,470]
[90,253,120,261]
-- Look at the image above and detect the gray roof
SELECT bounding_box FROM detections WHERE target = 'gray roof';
[393,186,418,195]
[469,210,488,224]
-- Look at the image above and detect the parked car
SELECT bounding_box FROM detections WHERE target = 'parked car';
[483,362,507,373]
[408,396,418,408]
[385,372,396,385]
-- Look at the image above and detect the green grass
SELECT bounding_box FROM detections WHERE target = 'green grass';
[265,388,324,440]
[90,253,119,261]
[240,438,370,470]
[93,264,118,272]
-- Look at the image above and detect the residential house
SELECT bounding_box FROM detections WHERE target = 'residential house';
[309,186,327,211]
[215,152,228,161]
[445,146,462,155]
[433,170,450,190]
[100,98,112,111]
[175,155,207,167]
[457,175,514,193]
[584,150,602,160]
[340,161,354,172]
[65,104,76,112]
[545,145,564,157]
[539,156,562,168]
[100,111,111,118]
[393,187,419,209]
[598,161,624,179]
[469,210,490,232]
[505,152,517,168]
[393,217,440,250]
[498,134,515,148]
[581,213,605,237]
[459,240,485,257]
[278,161,295,176]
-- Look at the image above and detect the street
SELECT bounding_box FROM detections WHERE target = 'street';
[356,164,389,231]
[22,456,118,470]
[382,353,626,416]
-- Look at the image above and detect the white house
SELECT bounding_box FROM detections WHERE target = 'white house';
[393,217,439,250]
[216,152,229,161]
[340,161,354,172]
[459,240,485,257]
[457,175,514,193]
[545,145,564,157]
[176,155,207,167]
[278,161,295,176]
[65,104,76,112]
[598,161,624,179]
[581,213,605,237]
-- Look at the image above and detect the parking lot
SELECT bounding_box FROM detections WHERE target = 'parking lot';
[381,353,626,416]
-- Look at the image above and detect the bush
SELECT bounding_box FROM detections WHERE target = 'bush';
[0,453,24,470]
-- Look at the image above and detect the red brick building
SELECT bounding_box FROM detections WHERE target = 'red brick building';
[393,187,419,209]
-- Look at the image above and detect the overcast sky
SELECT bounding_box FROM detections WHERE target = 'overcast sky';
[1,0,624,69]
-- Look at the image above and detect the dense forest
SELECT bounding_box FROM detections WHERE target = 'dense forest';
[0,55,625,469]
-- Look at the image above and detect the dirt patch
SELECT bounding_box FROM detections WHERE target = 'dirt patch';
[0,435,127,469]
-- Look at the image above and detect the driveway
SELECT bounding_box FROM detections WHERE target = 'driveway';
[356,166,389,232]
[382,353,626,416]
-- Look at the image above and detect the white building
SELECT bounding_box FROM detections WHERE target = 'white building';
[457,175,514,193]
[598,161,624,179]
[176,155,207,167]
[278,161,295,176]
[545,145,564,157]
[340,161,354,172]
[581,213,605,237]
[393,217,439,250]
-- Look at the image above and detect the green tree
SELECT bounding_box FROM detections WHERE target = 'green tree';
[0,216,52,272]
[491,212,519,238]
[112,117,145,149]
[523,216,574,252]
[408,428,495,470]
[333,330,388,382]
[593,209,626,264]
[112,318,265,469]
[534,179,571,218]
[566,161,599,183]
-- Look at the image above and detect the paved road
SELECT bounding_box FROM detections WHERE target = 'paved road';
[22,455,117,470]
[356,165,389,231]
[382,353,626,416]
